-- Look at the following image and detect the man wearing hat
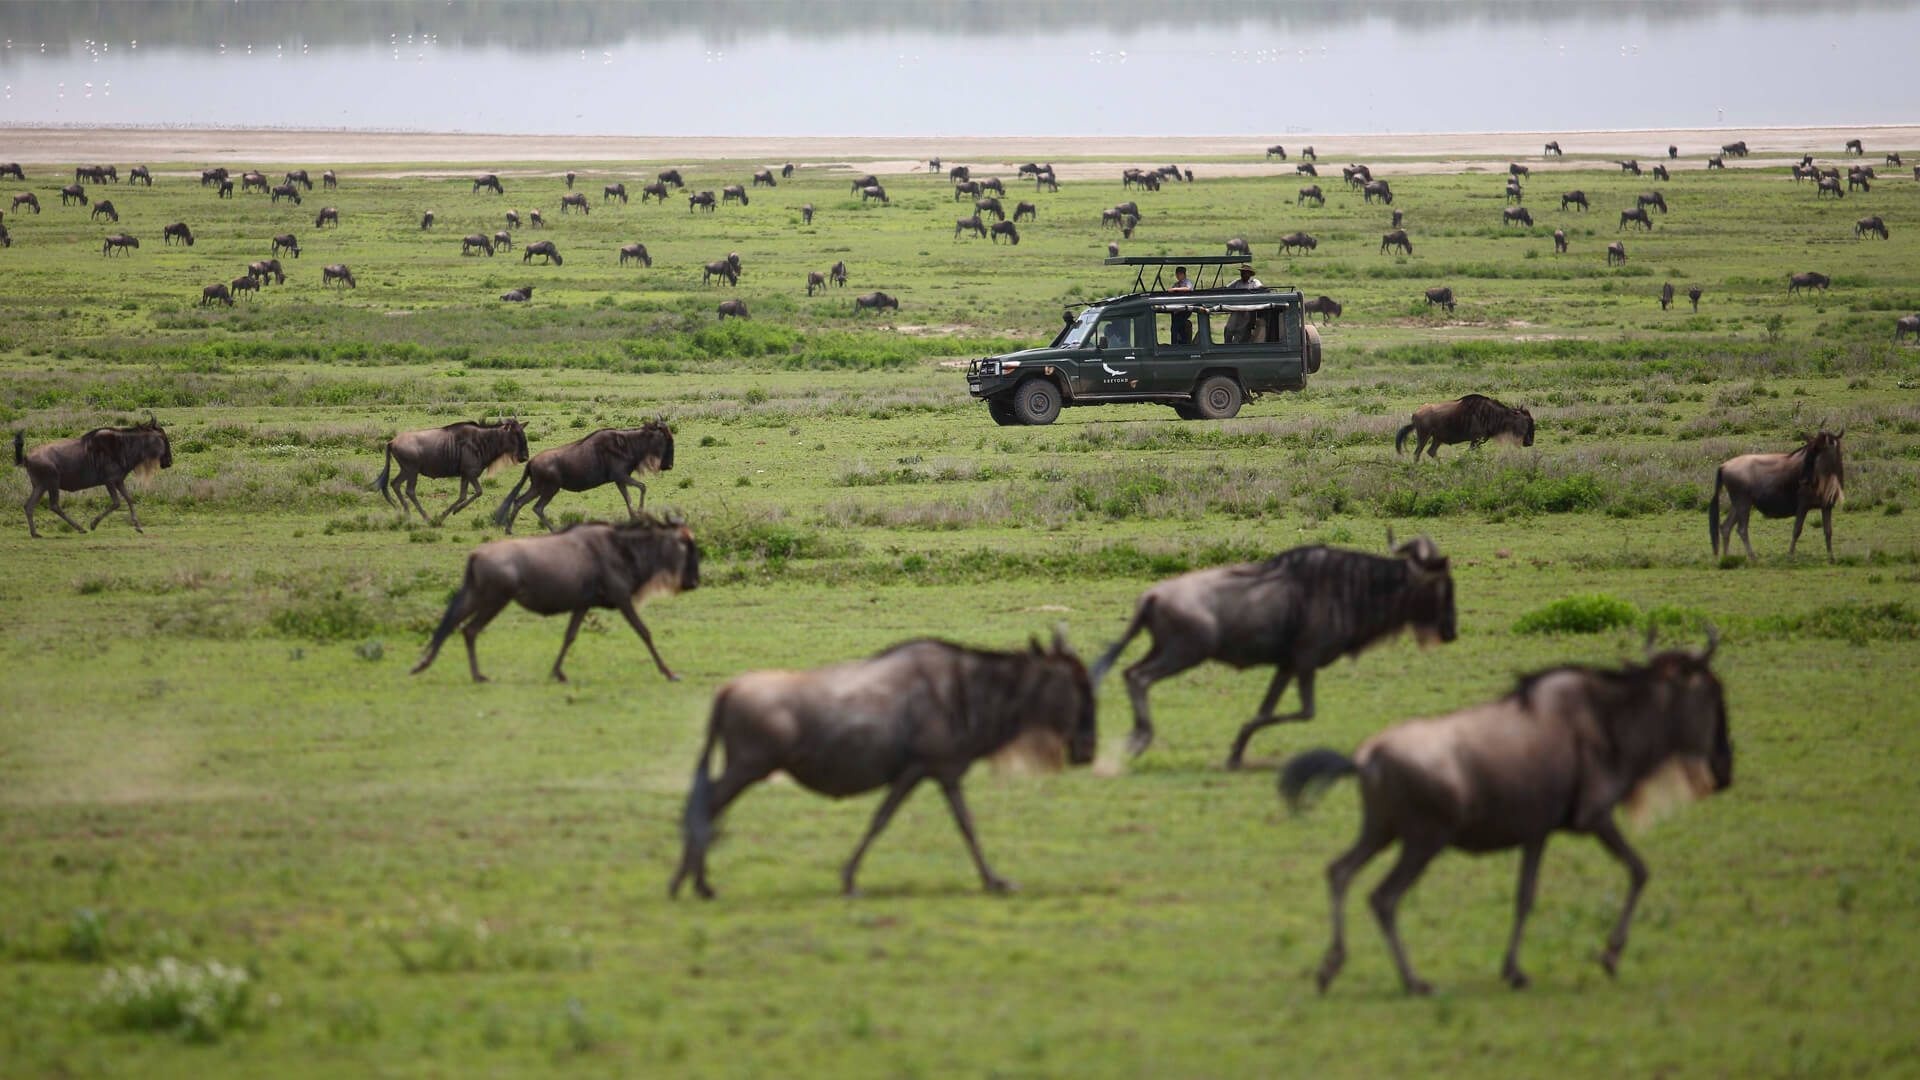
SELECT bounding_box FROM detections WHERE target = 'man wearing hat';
[1223,264,1264,342]
[1228,263,1263,290]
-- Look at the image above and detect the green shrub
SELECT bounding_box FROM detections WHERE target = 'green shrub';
[1514,594,1642,635]
[91,958,257,1043]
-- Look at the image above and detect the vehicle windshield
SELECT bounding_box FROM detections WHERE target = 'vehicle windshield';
[1055,308,1101,348]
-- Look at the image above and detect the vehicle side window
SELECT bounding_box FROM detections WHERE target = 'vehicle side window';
[1156,310,1198,347]
[1093,317,1135,350]
[1222,305,1288,345]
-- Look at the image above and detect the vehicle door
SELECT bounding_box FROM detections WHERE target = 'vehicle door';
[1148,305,1206,394]
[1208,298,1303,392]
[1084,312,1146,397]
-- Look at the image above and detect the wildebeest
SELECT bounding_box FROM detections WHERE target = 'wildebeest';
[975,196,1005,221]
[272,233,300,258]
[1298,185,1325,206]
[669,631,1096,900]
[717,299,749,320]
[322,170,337,189]
[1896,314,1920,342]
[1607,240,1628,265]
[412,516,699,684]
[830,260,848,287]
[619,242,652,267]
[954,214,986,240]
[1267,145,1288,160]
[1619,207,1652,231]
[1543,140,1562,156]
[1302,145,1317,161]
[90,200,119,223]
[493,422,675,534]
[1297,162,1318,177]
[1281,631,1732,995]
[0,163,24,180]
[270,182,302,205]
[1616,159,1642,176]
[1846,171,1872,193]
[240,171,269,193]
[1855,215,1889,240]
[565,171,576,189]
[559,192,590,215]
[1090,539,1456,763]
[500,286,534,303]
[1688,285,1703,312]
[1396,393,1534,460]
[1886,152,1903,166]
[1660,281,1675,310]
[1381,230,1414,255]
[419,210,436,230]
[1552,229,1567,254]
[851,174,881,194]
[702,258,739,286]
[1034,170,1059,192]
[781,162,795,179]
[1502,207,1533,227]
[1304,295,1342,324]
[322,263,356,289]
[989,221,1020,245]
[229,274,260,300]
[1710,431,1846,561]
[249,258,286,285]
[641,181,670,203]
[750,168,776,189]
[688,190,716,212]
[1362,180,1393,205]
[1845,138,1864,155]
[314,206,340,228]
[1013,200,1037,222]
[1651,163,1670,181]
[1504,180,1524,204]
[1722,140,1750,157]
[603,182,628,204]
[60,184,89,207]
[1707,155,1726,170]
[658,168,684,189]
[101,234,139,256]
[200,282,233,307]
[806,270,828,296]
[1788,271,1830,295]
[529,209,544,228]
[473,173,504,195]
[0,223,9,248]
[461,233,495,257]
[721,184,749,206]
[1423,285,1453,312]
[376,417,531,525]
[948,165,971,184]
[14,418,173,537]
[1107,242,1120,259]
[12,192,40,214]
[1637,191,1668,214]
[1508,163,1530,179]
[1279,231,1318,255]
[1816,176,1845,199]
[860,184,889,203]
[979,177,1005,196]
[522,240,563,265]
[854,291,898,313]
[505,208,522,228]
[1668,144,1678,159]
[493,230,513,252]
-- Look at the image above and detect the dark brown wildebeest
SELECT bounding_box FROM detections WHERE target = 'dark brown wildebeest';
[717,299,749,320]
[473,173,504,195]
[751,168,776,188]
[284,168,312,190]
[989,221,1020,245]
[1552,229,1567,254]
[1886,152,1903,166]
[529,209,545,228]
[314,206,340,228]
[781,162,795,179]
[1619,207,1652,231]
[240,171,269,193]
[1302,145,1318,161]
[1297,162,1318,177]
[702,258,739,286]
[1637,190,1668,214]
[250,258,287,285]
[975,196,1005,221]
[800,203,815,225]
[1280,231,1318,255]
[1723,140,1750,157]
[603,182,628,204]
[522,240,563,265]
[1845,137,1864,155]
[412,516,699,684]
[559,192,590,215]
[229,274,260,300]
[1305,295,1342,324]
[1362,180,1393,205]
[1846,171,1871,193]
[948,164,971,184]
[1688,285,1703,312]
[1502,207,1533,227]
[376,417,531,525]
[565,170,576,189]
[1107,241,1120,259]
[830,260,848,287]
[1543,140,1562,156]
[15,419,174,537]
[860,185,889,203]
[1381,230,1413,255]
[493,422,674,534]
[1617,159,1642,176]
[1660,281,1675,310]
[670,631,1096,900]
[216,178,235,197]
[1707,154,1726,170]
[850,174,881,194]
[658,168,684,189]
[1091,538,1456,763]
[0,223,9,248]
[1396,393,1534,460]
[1267,144,1288,160]
[129,166,153,186]
[1855,215,1889,240]
[461,233,495,256]
[641,181,670,203]
[60,184,89,207]
[1341,165,1368,189]
[12,192,41,214]
[1508,163,1530,179]
[101,234,139,256]
[1298,185,1325,206]
[1895,314,1920,342]
[953,214,986,240]
[200,282,233,307]
[90,200,119,223]
[688,190,716,212]
[1423,285,1453,312]
[1013,200,1037,222]
[720,184,749,206]
[272,233,300,258]
[500,286,533,303]
[1649,162,1671,181]
[1282,630,1732,996]
[322,263,355,289]
[493,230,513,252]
[1103,208,1129,229]
[199,166,228,187]
[618,242,652,267]
[854,291,899,313]
[1504,180,1524,204]
[1710,431,1845,561]
[1787,271,1830,295]
[979,177,1005,196]
[1226,238,1251,259]
[322,169,338,190]
[270,182,302,205]
[0,163,24,180]
[1607,240,1628,265]
[806,270,828,296]
[1790,163,1819,183]
[1034,170,1059,192]
[505,208,521,228]
[1017,161,1044,177]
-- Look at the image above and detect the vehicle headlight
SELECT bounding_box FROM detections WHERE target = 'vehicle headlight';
[995,360,1020,374]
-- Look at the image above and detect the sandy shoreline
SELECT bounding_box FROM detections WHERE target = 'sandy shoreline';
[3,124,1914,178]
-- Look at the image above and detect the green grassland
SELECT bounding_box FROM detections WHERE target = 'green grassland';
[2,152,1919,1077]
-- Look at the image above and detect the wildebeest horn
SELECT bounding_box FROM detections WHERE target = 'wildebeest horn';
[1385,525,1397,551]
[1644,620,1659,656]
[1699,622,1720,663]
[1052,622,1072,657]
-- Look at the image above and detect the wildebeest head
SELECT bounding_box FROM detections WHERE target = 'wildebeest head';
[1392,535,1456,646]
[504,416,531,463]
[997,626,1098,771]
[1798,430,1844,506]
[85,416,172,477]
[611,514,702,601]
[1622,627,1733,819]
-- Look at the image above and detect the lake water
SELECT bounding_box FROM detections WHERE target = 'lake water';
[2,1,1917,137]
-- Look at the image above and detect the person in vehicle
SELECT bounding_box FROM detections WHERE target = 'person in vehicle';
[1224,264,1264,341]
[1167,266,1196,345]
[1228,264,1263,290]
[1168,266,1194,292]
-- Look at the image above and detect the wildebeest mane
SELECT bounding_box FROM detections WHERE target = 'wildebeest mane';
[1230,545,1429,658]
[871,636,1088,747]
[1791,431,1845,506]
[81,420,168,472]
[1455,393,1531,442]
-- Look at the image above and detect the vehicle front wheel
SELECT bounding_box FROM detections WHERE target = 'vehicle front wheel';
[988,398,1021,426]
[1172,403,1202,420]
[1192,375,1243,420]
[1012,378,1062,425]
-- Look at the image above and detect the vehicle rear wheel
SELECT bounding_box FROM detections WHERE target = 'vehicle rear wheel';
[1192,375,1243,420]
[988,398,1021,426]
[1012,378,1062,425]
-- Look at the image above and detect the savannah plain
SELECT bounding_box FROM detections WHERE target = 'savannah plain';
[2,126,1919,1077]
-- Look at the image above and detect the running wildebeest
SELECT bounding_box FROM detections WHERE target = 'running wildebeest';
[1396,393,1534,460]
[500,286,533,303]
[494,230,513,252]
[1896,314,1920,342]
[90,200,118,223]
[1619,207,1652,231]
[688,190,716,212]
[559,192,590,215]
[830,260,848,287]
[461,233,495,257]
[1305,295,1342,324]
[1423,285,1453,312]
[1660,281,1675,310]
[1363,180,1393,205]
[1267,145,1287,160]
[1013,201,1037,222]
[658,168,684,189]
[702,258,739,286]
[1607,241,1628,265]
[412,515,699,684]
[1543,140,1562,156]
[60,184,89,207]
[101,234,139,256]
[854,291,898,313]
[669,631,1097,900]
[14,418,173,537]
[860,184,889,203]
[200,282,233,307]
[806,270,828,296]
[12,192,40,213]
[1553,229,1567,254]
[522,240,563,265]
[954,214,987,240]
[989,221,1020,245]
[800,203,815,224]
[619,242,652,267]
[1298,185,1325,206]
[229,274,260,300]
[322,170,338,189]
[720,184,749,206]
[322,263,355,288]
[717,299,749,320]
[473,173,504,195]
[1855,215,1889,240]
[1281,630,1732,996]
[1788,271,1830,295]
[375,417,531,525]
[271,233,300,258]
[642,182,670,204]
[270,183,302,205]
[1710,430,1846,561]
[1090,538,1456,764]
[751,168,776,188]
[314,206,340,228]
[1502,207,1533,227]
[603,182,628,204]
[1279,231,1318,255]
[1688,285,1702,312]
[493,422,674,534]
[250,258,286,285]
[1382,230,1414,255]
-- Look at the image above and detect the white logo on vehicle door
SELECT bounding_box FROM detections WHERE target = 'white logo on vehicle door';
[1100,362,1127,376]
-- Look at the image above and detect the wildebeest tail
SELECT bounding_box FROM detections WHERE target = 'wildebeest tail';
[373,442,395,504]
[1090,596,1153,683]
[1394,423,1416,454]
[1278,748,1358,813]
[412,560,476,674]
[11,431,22,467]
[679,694,726,870]
[491,469,529,525]
[1708,466,1724,554]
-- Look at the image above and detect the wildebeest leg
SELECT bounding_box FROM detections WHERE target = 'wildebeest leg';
[87,484,124,531]
[436,477,481,525]
[617,597,679,681]
[841,769,925,896]
[1500,839,1547,989]
[1789,506,1807,556]
[459,593,511,682]
[1225,666,1312,769]
[680,757,773,900]
[1316,809,1392,994]
[1820,506,1835,562]
[35,485,88,536]
[1592,819,1649,977]
[117,481,145,533]
[937,776,1012,894]
[1369,834,1444,995]
[1734,498,1757,560]
[530,492,559,532]
[400,471,431,524]
[1121,642,1205,756]
[1423,436,1439,460]
[613,478,640,518]
[550,609,588,682]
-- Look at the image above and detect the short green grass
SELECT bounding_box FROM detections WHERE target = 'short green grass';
[2,152,1918,1077]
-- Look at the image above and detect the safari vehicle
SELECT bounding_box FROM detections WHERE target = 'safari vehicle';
[966,255,1322,425]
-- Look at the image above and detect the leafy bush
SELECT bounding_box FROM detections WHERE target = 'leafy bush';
[1514,594,1643,635]
[1754,602,1920,645]
[91,957,257,1043]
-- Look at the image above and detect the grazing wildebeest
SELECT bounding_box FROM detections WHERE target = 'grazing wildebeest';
[1280,231,1318,255]
[850,174,881,194]
[1017,161,1044,177]
[559,192,590,215]
[419,210,436,229]
[1847,173,1872,194]
[1304,295,1342,324]
[1855,215,1889,240]
[1282,631,1732,996]
[493,422,674,534]
[702,258,739,286]
[1651,163,1670,181]
[1267,145,1288,160]
[782,162,795,179]
[1302,145,1318,161]
[1396,394,1533,460]
[1504,180,1524,204]
[1543,140,1562,156]
[1688,285,1703,312]
[1034,170,1059,192]
[1788,271,1829,295]
[283,168,311,190]
[216,179,235,197]
[505,208,522,228]
[953,214,987,240]
[800,203,815,225]
[751,168,776,189]
[163,222,195,246]
[641,181,670,203]
[314,206,340,228]
[322,263,356,289]
[270,182,302,205]
[1103,208,1129,229]
[658,168,684,189]
[565,171,576,189]
[1845,138,1864,155]
[618,242,652,267]
[412,516,699,684]
[1607,240,1628,265]
[493,230,513,252]
[101,234,139,256]
[1362,180,1394,205]
[200,282,233,307]
[1373,229,1411,255]
[1091,539,1456,763]
[228,274,261,300]
[0,163,23,180]
[530,209,544,228]
[1508,163,1530,179]
[60,184,89,207]
[1895,314,1920,342]
[948,164,971,184]
[250,258,286,285]
[500,286,533,303]
[12,192,40,213]
[272,233,300,258]
[473,174,504,195]
[1619,207,1652,231]
[717,299,749,320]
[322,170,337,190]
[989,221,1020,245]
[1637,191,1668,214]
[1552,229,1567,254]
[1710,431,1846,561]
[1617,159,1642,176]
[1297,162,1317,176]
[461,233,494,257]
[1298,185,1325,206]
[522,240,563,265]
[240,171,269,193]
[1013,200,1037,222]
[1660,281,1675,310]
[979,177,1005,196]
[14,419,175,537]
[670,631,1096,900]
[1723,140,1749,157]
[199,167,228,187]
[860,184,889,203]
[720,184,749,206]
[1424,285,1454,312]
[975,196,1005,221]
[603,182,628,204]
[830,260,848,287]
[376,417,531,525]
[90,200,119,223]
[688,190,716,212]
[1707,155,1726,170]
[806,270,828,296]
[854,291,898,313]
[1502,207,1533,227]
[1342,165,1371,188]
[1886,152,1903,166]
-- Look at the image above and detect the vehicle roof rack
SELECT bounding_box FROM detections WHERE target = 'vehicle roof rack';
[1103,254,1269,293]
